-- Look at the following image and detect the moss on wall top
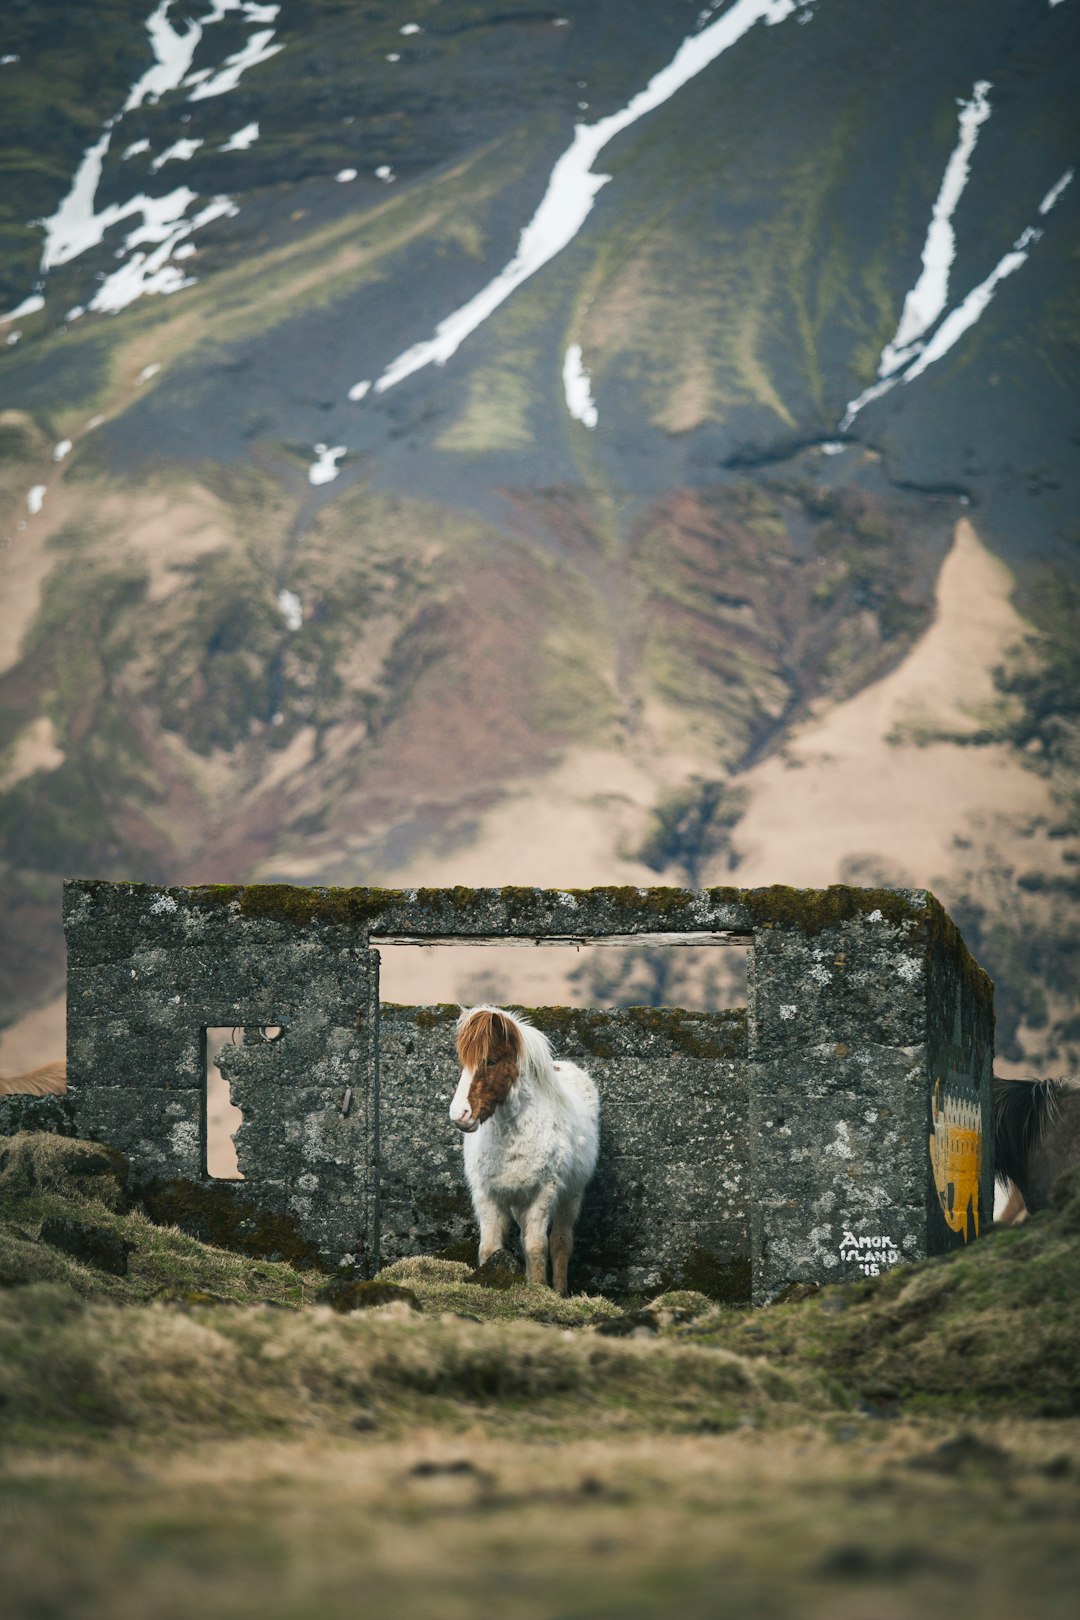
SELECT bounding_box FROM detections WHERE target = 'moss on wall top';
[527,1005,747,1061]
[924,892,996,1024]
[385,1003,749,1061]
[739,884,926,934]
[68,878,943,939]
[186,883,400,928]
[64,881,988,1005]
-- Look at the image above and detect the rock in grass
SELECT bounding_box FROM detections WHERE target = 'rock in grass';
[316,1277,421,1313]
[466,1248,524,1289]
[409,1458,482,1477]
[774,1280,821,1304]
[907,1432,1012,1476]
[0,1133,128,1211]
[594,1309,660,1338]
[39,1215,133,1275]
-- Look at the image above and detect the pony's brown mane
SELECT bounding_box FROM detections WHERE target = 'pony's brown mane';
[456,1009,524,1125]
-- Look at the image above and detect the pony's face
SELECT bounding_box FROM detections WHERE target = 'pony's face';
[449,1008,522,1132]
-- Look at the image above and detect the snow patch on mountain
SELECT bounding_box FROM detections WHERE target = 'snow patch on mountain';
[91,194,239,314]
[1,294,44,324]
[877,81,992,379]
[901,175,1073,383]
[5,0,283,321]
[220,122,260,152]
[188,28,283,101]
[563,344,598,429]
[841,78,1073,433]
[150,138,205,172]
[124,0,204,112]
[308,445,347,485]
[349,0,806,404]
[277,590,303,631]
[1039,168,1074,214]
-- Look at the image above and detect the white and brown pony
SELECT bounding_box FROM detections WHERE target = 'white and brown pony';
[449,1006,599,1294]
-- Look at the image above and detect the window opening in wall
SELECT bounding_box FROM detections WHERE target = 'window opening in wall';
[203,1026,283,1181]
[376,940,749,1013]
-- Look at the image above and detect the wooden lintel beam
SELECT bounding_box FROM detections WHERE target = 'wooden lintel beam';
[370,932,752,948]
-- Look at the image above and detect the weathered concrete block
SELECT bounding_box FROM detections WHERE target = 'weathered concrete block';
[0,1094,77,1138]
[71,1084,203,1178]
[65,881,380,1270]
[747,896,993,1301]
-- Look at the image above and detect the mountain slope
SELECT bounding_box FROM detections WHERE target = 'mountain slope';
[1,0,1077,1069]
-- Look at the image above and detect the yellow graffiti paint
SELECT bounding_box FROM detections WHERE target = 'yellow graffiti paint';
[929,1080,982,1240]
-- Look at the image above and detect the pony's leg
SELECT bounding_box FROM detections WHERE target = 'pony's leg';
[474,1192,509,1266]
[550,1193,583,1296]
[521,1189,559,1288]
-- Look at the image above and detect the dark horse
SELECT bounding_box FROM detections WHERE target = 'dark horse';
[994,1077,1080,1218]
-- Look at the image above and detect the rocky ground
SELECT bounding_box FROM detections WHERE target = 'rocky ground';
[1,1129,1078,1619]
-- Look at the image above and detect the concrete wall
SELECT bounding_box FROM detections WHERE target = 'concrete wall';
[60,880,380,1271]
[746,905,993,1300]
[23,879,997,1299]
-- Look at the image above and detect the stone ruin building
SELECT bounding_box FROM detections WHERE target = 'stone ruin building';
[1,880,996,1303]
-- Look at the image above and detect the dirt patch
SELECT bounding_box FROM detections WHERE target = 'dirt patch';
[724,519,1044,887]
[0,995,65,1075]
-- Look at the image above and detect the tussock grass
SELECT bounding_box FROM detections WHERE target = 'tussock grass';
[2,1133,1080,1618]
[375,1255,620,1326]
[690,1170,1080,1418]
[0,1134,815,1448]
[0,1134,319,1311]
[4,1131,1080,1447]
[0,1281,807,1449]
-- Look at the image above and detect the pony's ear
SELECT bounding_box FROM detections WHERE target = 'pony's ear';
[491,1011,523,1055]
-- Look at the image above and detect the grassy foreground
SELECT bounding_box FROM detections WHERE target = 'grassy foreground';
[1,1132,1079,1619]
